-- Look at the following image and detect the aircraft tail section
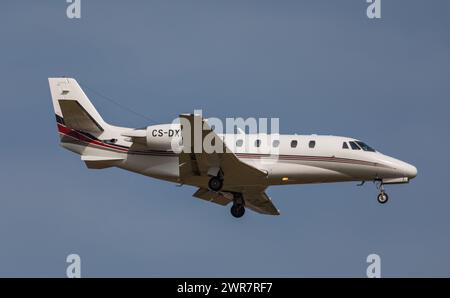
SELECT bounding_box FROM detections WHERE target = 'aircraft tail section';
[48,77,108,133]
[48,77,129,162]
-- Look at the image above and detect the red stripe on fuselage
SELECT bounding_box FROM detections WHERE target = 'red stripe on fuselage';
[57,123,129,152]
[56,123,385,167]
[57,123,176,156]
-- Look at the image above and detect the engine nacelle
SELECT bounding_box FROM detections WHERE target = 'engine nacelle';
[146,124,181,151]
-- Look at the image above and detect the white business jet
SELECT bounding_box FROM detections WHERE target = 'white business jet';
[48,78,417,218]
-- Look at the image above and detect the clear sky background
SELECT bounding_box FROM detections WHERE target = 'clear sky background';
[0,0,449,277]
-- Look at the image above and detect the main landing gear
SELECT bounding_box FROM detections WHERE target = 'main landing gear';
[208,176,223,192]
[375,180,389,204]
[207,174,246,218]
[230,193,245,218]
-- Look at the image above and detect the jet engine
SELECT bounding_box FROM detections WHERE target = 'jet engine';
[145,124,181,151]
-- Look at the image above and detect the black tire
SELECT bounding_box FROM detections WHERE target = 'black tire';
[208,176,223,191]
[377,192,389,204]
[230,204,245,218]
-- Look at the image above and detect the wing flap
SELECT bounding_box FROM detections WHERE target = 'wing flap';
[192,188,233,206]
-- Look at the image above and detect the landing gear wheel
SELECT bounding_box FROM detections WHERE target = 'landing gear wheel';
[230,204,245,218]
[377,192,389,204]
[208,176,223,192]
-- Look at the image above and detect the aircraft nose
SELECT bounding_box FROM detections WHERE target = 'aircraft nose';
[378,154,417,180]
[401,162,418,179]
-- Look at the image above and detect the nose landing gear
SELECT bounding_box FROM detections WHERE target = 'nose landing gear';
[375,180,389,204]
[377,192,389,204]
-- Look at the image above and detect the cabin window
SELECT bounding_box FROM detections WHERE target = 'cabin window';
[272,140,280,148]
[290,140,298,148]
[236,139,243,147]
[349,141,361,150]
[309,140,316,148]
[255,139,261,147]
[355,141,376,152]
[342,142,349,149]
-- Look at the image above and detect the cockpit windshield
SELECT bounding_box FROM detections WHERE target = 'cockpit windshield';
[355,141,376,152]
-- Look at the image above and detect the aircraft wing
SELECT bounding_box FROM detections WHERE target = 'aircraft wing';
[243,190,280,215]
[180,114,279,215]
[178,114,268,188]
[192,188,280,215]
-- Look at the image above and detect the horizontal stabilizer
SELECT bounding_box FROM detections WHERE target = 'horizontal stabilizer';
[81,155,124,169]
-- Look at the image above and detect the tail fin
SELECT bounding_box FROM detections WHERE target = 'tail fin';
[48,78,107,133]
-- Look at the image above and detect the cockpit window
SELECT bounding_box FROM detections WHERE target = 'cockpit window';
[355,141,376,152]
[349,141,361,150]
[342,142,349,149]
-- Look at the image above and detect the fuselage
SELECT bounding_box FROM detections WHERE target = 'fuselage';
[58,120,417,189]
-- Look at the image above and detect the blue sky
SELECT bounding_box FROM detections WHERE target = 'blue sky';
[0,0,449,277]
